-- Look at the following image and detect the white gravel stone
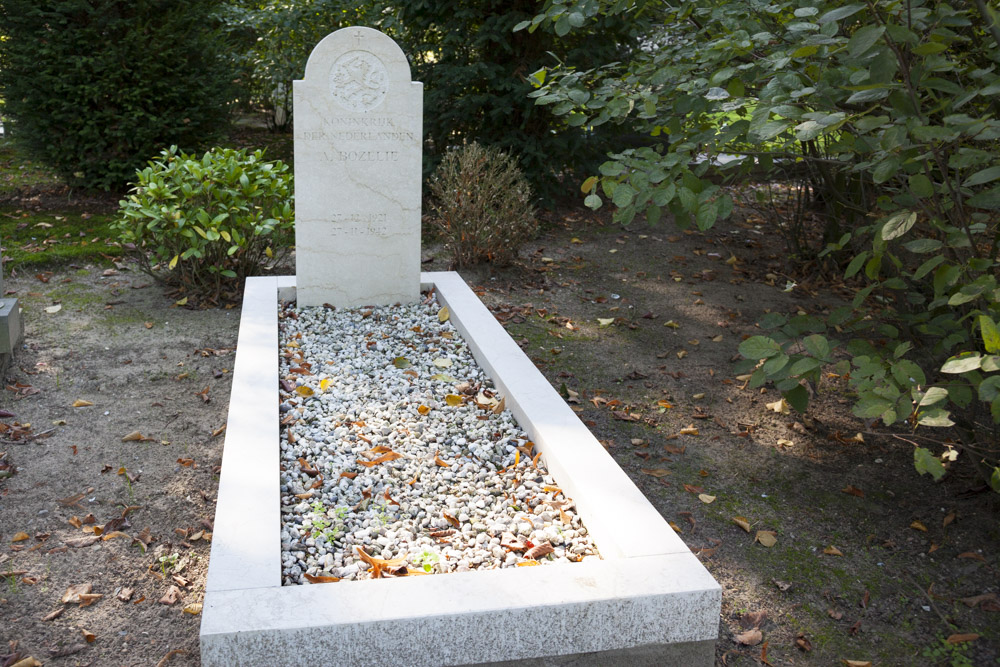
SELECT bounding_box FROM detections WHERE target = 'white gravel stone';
[277,295,599,584]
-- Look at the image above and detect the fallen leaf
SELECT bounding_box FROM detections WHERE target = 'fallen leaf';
[756,531,777,547]
[438,306,450,322]
[910,520,928,532]
[79,593,103,607]
[597,317,615,327]
[159,585,181,605]
[41,607,65,621]
[960,592,998,608]
[445,394,463,406]
[841,485,864,498]
[81,628,96,643]
[118,587,134,602]
[841,661,872,667]
[432,357,452,368]
[355,546,408,578]
[946,633,979,644]
[679,425,699,436]
[182,603,204,615]
[72,399,93,408]
[442,512,460,528]
[828,608,844,620]
[824,545,844,556]
[682,484,703,494]
[735,628,763,646]
[524,542,555,560]
[12,531,29,542]
[45,304,62,314]
[943,511,956,528]
[776,438,794,448]
[121,430,153,442]
[698,494,716,504]
[958,551,985,561]
[62,582,93,603]
[733,516,751,533]
[295,386,314,397]
[417,405,430,415]
[773,580,793,591]
[640,468,671,477]
[320,378,332,391]
[144,321,153,329]
[766,399,790,414]
[357,451,402,467]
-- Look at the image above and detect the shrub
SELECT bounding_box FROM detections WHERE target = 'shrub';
[428,142,537,268]
[0,0,233,191]
[114,147,293,303]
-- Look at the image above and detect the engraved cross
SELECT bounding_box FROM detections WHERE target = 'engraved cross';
[353,30,363,49]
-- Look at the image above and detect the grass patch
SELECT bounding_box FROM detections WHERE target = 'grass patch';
[0,138,62,194]
[1,210,122,272]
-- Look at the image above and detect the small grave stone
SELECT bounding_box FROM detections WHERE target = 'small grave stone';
[0,238,23,370]
[293,27,423,308]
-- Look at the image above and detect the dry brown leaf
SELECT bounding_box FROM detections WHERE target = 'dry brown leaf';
[417,405,430,415]
[679,425,699,436]
[41,607,65,621]
[68,516,82,528]
[61,583,93,604]
[946,633,979,644]
[640,468,671,477]
[958,551,986,561]
[943,511,956,528]
[698,494,716,504]
[11,531,29,542]
[524,542,555,560]
[828,608,844,620]
[841,485,864,498]
[445,394,463,406]
[159,585,182,605]
[434,451,451,467]
[118,587,134,602]
[357,451,402,467]
[824,545,844,556]
[960,592,998,608]
[78,593,103,607]
[910,520,928,532]
[442,512,460,528]
[72,399,94,408]
[735,628,763,646]
[155,649,188,667]
[303,573,341,584]
[733,516,751,533]
[121,430,153,442]
[841,661,872,667]
[81,628,96,643]
[355,547,407,579]
[664,443,686,455]
[756,531,777,547]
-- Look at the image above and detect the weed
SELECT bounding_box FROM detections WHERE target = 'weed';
[412,548,440,573]
[158,552,179,577]
[921,636,975,667]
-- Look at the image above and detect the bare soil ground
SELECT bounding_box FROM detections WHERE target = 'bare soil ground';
[2,189,999,665]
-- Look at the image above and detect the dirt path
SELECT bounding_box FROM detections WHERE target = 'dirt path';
[1,204,998,666]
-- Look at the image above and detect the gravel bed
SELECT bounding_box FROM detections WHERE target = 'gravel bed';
[278,293,600,584]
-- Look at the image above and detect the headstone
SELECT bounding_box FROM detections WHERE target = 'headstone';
[0,237,22,370]
[293,27,423,308]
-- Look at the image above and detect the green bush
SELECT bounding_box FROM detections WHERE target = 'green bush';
[115,147,293,302]
[389,0,641,203]
[0,0,233,191]
[428,142,537,268]
[527,0,1000,491]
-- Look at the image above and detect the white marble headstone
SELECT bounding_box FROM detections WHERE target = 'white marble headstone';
[293,27,423,308]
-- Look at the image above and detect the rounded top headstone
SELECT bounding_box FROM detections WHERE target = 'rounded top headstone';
[302,27,413,105]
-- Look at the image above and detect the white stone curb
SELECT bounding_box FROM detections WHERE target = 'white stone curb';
[201,273,721,666]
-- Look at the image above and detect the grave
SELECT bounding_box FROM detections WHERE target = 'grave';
[201,27,721,666]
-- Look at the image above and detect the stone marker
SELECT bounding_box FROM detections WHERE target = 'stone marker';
[0,237,23,373]
[293,27,423,308]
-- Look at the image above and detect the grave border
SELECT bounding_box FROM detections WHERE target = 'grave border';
[200,273,721,666]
